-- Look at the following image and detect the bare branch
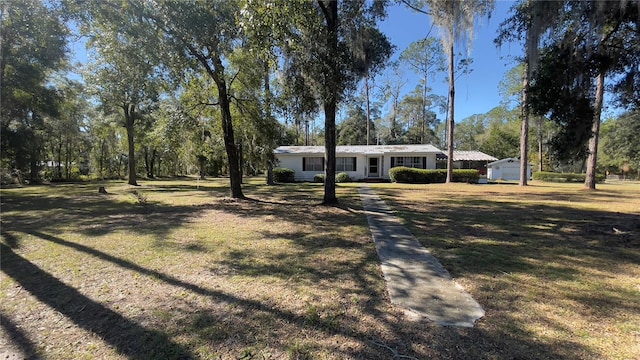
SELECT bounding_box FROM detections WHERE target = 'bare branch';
[400,0,432,16]
[228,69,241,90]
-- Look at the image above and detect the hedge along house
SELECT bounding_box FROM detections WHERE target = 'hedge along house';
[487,158,532,181]
[274,144,442,182]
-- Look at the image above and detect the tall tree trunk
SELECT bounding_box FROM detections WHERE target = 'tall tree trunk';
[264,60,275,186]
[365,73,371,146]
[391,100,397,143]
[537,116,543,172]
[520,67,530,186]
[421,72,428,144]
[29,149,39,183]
[216,78,244,198]
[324,100,337,204]
[446,42,455,183]
[295,116,300,145]
[56,142,62,179]
[143,147,151,178]
[65,138,71,180]
[320,0,338,205]
[238,140,243,184]
[267,164,274,186]
[124,105,137,186]
[150,149,156,178]
[99,140,105,179]
[585,70,605,190]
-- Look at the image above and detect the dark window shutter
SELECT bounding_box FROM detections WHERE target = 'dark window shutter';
[423,157,427,169]
[322,157,325,171]
[352,157,356,171]
[302,157,306,171]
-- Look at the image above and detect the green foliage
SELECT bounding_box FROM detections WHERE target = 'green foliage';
[525,2,639,163]
[246,1,390,203]
[396,86,441,145]
[1,0,68,180]
[335,173,351,183]
[479,123,520,159]
[313,174,325,183]
[389,167,479,184]
[532,171,605,183]
[599,112,640,171]
[529,44,593,163]
[273,167,295,183]
[337,103,376,145]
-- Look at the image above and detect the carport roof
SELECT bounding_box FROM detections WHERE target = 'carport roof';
[436,151,498,162]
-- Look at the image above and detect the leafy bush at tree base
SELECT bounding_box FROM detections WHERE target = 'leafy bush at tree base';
[313,174,325,183]
[389,167,479,184]
[273,167,295,183]
[335,172,351,183]
[532,171,605,183]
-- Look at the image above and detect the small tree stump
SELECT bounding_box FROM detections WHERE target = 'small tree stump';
[98,186,108,194]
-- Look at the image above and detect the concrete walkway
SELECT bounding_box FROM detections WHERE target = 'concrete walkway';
[358,186,485,327]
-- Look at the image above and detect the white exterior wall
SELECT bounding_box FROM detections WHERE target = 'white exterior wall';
[275,155,308,181]
[275,154,368,181]
[488,160,532,181]
[276,149,439,182]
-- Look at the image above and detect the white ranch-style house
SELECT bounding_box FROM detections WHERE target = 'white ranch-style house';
[274,145,444,182]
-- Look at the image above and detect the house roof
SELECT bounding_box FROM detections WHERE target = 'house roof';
[487,157,522,166]
[435,150,498,162]
[274,144,443,155]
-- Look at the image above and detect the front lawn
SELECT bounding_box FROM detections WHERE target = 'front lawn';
[375,181,640,360]
[1,178,638,359]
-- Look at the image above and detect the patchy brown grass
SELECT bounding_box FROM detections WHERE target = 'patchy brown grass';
[372,181,640,360]
[1,178,638,359]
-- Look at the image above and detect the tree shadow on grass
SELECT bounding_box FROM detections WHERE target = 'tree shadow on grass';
[0,188,215,244]
[0,243,194,359]
[19,231,579,359]
[373,187,639,358]
[0,182,609,359]
[0,311,38,359]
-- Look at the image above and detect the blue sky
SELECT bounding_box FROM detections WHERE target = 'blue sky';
[377,1,522,122]
[68,2,528,123]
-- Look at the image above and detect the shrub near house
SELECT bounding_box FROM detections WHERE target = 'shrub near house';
[389,167,480,184]
[532,171,605,183]
[273,167,295,183]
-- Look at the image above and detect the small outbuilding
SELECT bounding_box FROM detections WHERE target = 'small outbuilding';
[487,158,532,181]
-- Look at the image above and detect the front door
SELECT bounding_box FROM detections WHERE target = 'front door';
[368,157,379,178]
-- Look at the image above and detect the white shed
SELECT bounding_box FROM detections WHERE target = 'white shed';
[487,158,532,181]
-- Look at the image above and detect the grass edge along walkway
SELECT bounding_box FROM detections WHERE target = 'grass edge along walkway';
[358,185,485,327]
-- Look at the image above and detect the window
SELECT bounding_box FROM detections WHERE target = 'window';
[336,157,356,172]
[391,156,426,169]
[303,157,324,171]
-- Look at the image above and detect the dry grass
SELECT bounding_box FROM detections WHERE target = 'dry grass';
[372,181,640,360]
[1,178,639,359]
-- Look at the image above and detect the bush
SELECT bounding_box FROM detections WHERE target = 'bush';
[452,169,480,184]
[273,167,295,183]
[532,171,605,183]
[313,173,325,183]
[335,172,351,183]
[389,167,479,184]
